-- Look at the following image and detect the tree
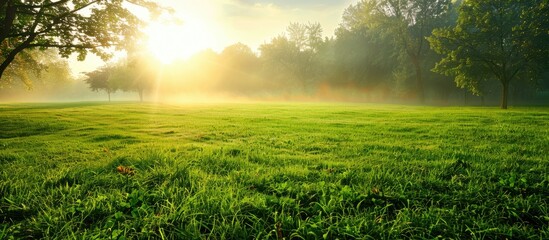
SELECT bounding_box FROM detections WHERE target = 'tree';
[218,43,260,94]
[347,0,452,102]
[287,23,308,51]
[0,49,46,89]
[108,52,164,102]
[0,48,72,90]
[428,0,549,109]
[334,12,399,98]
[0,0,159,83]
[260,22,325,93]
[220,43,258,71]
[259,35,302,93]
[84,67,116,101]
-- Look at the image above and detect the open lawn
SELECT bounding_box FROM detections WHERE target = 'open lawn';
[0,102,548,239]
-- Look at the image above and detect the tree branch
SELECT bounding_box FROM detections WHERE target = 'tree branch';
[0,34,37,79]
[0,1,17,43]
[16,0,71,9]
[28,43,99,49]
[0,4,48,79]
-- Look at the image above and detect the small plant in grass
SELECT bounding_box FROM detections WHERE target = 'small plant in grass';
[116,165,135,190]
[499,172,529,196]
[116,165,136,176]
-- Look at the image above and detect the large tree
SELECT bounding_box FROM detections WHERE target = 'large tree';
[428,0,549,109]
[0,0,158,83]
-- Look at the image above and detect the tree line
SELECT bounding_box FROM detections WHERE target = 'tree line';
[1,0,548,108]
[85,0,549,108]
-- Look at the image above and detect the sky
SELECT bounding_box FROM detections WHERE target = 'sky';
[70,0,357,75]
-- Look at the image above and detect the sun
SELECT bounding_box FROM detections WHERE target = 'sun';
[144,19,215,64]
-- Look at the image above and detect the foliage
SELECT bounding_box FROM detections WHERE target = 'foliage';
[0,50,43,89]
[0,48,72,90]
[259,22,325,93]
[428,0,549,109]
[0,103,548,238]
[84,67,116,102]
[217,43,260,94]
[286,22,323,52]
[0,0,159,82]
[333,20,397,94]
[343,0,453,103]
[59,1,548,105]
[111,56,158,102]
[259,35,302,90]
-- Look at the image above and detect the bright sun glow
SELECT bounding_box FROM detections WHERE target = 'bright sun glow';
[144,19,215,64]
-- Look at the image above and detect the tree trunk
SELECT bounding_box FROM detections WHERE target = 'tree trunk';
[107,91,111,102]
[501,81,509,109]
[138,89,143,102]
[412,59,424,104]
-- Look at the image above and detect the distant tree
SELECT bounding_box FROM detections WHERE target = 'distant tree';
[113,56,157,102]
[220,43,257,69]
[218,43,260,93]
[306,23,323,52]
[84,67,116,102]
[346,0,452,103]
[260,22,325,93]
[0,0,160,83]
[259,35,302,92]
[428,0,549,109]
[286,22,323,52]
[30,50,74,89]
[334,16,398,96]
[287,23,308,51]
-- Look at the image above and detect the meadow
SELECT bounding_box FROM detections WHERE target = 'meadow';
[0,102,548,239]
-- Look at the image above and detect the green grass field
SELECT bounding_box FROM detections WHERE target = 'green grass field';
[0,102,548,239]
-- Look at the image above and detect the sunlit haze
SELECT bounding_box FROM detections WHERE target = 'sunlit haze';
[145,20,216,63]
[70,0,356,73]
[5,0,545,107]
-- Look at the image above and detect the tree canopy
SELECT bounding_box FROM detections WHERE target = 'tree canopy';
[84,67,115,101]
[259,22,325,93]
[0,0,158,83]
[428,0,549,109]
[0,48,71,90]
[343,0,453,102]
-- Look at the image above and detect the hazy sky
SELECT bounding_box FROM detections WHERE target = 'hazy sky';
[70,0,357,75]
[151,0,356,50]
